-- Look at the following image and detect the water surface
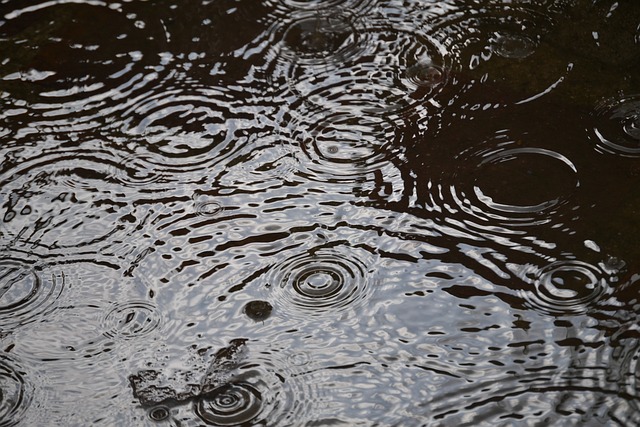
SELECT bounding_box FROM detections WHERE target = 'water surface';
[1,0,640,425]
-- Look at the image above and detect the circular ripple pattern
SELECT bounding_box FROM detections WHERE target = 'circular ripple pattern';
[614,340,640,414]
[197,383,262,426]
[590,95,640,157]
[278,20,450,116]
[101,301,162,340]
[491,32,537,59]
[111,153,166,188]
[0,150,143,251]
[518,260,613,316]
[0,355,32,427]
[215,132,299,192]
[263,244,377,317]
[267,0,373,10]
[280,12,363,66]
[0,259,65,329]
[426,3,567,105]
[192,192,224,217]
[429,374,625,426]
[434,139,580,229]
[148,406,170,422]
[288,110,398,182]
[196,343,319,426]
[118,86,232,158]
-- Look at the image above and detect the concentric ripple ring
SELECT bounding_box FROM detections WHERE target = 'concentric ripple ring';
[591,94,640,157]
[263,245,377,317]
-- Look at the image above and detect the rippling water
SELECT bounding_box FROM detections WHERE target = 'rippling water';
[1,0,640,425]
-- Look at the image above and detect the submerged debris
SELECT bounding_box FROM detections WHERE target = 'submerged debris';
[128,338,249,406]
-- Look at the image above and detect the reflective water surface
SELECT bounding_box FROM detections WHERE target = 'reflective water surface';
[1,0,640,425]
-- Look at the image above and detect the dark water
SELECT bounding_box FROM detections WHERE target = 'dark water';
[1,0,640,425]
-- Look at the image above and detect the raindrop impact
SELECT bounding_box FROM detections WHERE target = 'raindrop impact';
[192,193,224,217]
[519,260,613,316]
[196,383,262,426]
[102,301,162,339]
[591,95,640,157]
[263,244,377,317]
[289,110,397,182]
[278,22,449,115]
[283,13,356,61]
[491,33,537,59]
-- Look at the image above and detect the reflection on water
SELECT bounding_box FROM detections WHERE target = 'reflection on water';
[1,0,640,425]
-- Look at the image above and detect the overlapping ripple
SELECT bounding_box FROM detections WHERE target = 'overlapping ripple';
[12,263,159,364]
[273,12,451,117]
[214,130,300,193]
[116,85,232,158]
[14,300,117,364]
[590,94,640,157]
[427,370,628,426]
[286,108,400,183]
[425,1,571,106]
[130,340,321,426]
[0,257,65,329]
[0,355,32,427]
[0,0,638,425]
[423,133,580,230]
[613,338,640,417]
[199,342,321,426]
[0,148,139,251]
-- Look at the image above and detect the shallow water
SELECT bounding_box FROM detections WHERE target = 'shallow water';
[1,0,640,425]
